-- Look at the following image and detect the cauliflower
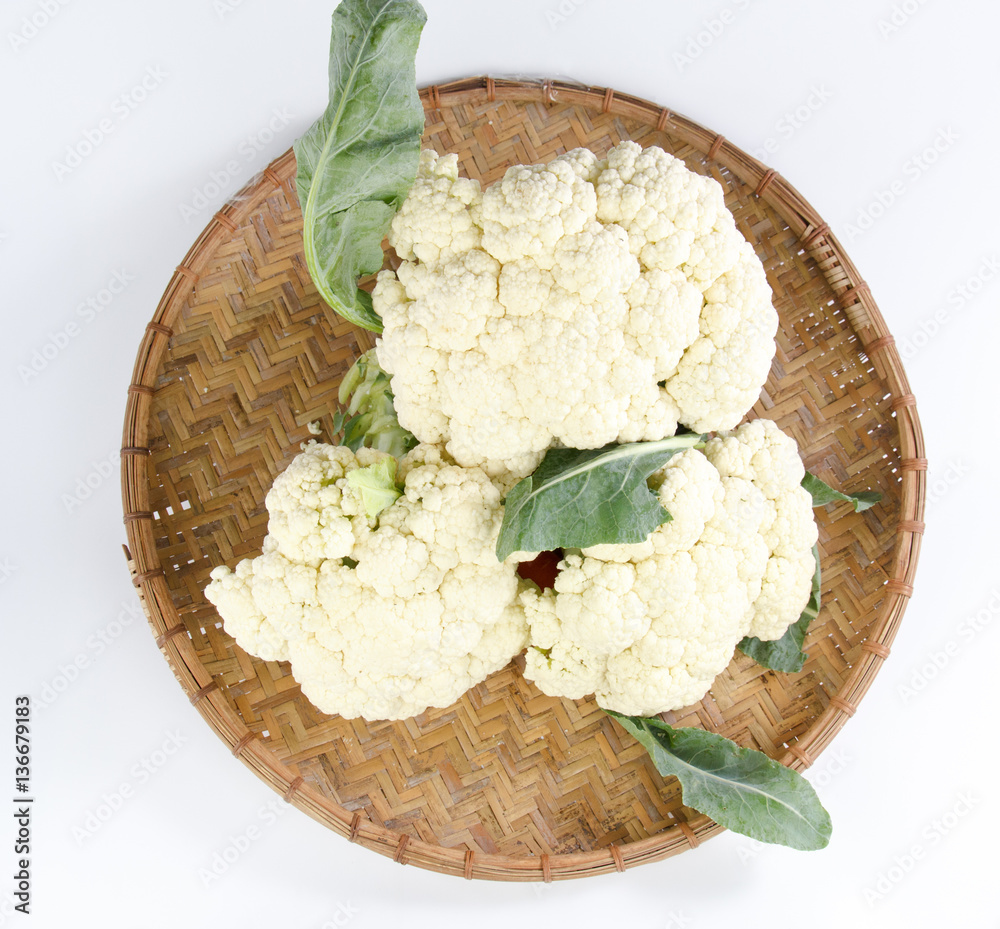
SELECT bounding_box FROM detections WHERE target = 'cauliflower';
[206,146,823,726]
[521,419,818,717]
[374,142,777,479]
[205,441,529,720]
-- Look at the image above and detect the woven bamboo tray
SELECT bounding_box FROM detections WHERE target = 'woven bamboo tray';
[120,77,925,881]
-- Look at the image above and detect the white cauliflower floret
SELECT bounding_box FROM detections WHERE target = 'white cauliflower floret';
[522,589,606,701]
[479,154,598,265]
[601,544,748,715]
[522,420,818,716]
[206,443,530,721]
[665,242,778,432]
[625,269,702,382]
[596,141,740,284]
[374,141,777,477]
[390,149,483,265]
[704,418,819,640]
[396,248,503,352]
[262,442,366,564]
[549,221,639,302]
[546,555,649,656]
[206,550,290,663]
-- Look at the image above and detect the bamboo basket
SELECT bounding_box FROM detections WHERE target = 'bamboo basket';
[120,78,925,881]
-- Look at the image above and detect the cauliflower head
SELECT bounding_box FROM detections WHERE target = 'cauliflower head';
[374,143,777,479]
[205,441,529,720]
[520,419,818,717]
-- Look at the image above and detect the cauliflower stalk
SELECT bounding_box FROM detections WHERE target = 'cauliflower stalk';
[374,142,777,479]
[521,419,818,717]
[206,441,529,721]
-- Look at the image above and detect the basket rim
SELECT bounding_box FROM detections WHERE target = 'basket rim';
[120,75,926,881]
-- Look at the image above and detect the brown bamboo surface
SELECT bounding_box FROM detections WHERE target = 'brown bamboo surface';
[120,78,925,881]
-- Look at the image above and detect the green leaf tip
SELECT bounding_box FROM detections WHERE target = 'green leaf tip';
[605,711,832,850]
[802,471,882,512]
[496,435,704,562]
[294,0,427,332]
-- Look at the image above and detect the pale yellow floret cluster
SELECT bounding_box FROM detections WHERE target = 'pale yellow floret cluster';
[207,142,821,724]
[205,442,528,721]
[207,422,817,721]
[374,142,777,480]
[521,419,818,716]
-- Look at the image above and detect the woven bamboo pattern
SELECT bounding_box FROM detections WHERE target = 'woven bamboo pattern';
[121,78,925,881]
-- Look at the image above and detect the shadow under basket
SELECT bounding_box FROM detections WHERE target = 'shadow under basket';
[120,77,925,881]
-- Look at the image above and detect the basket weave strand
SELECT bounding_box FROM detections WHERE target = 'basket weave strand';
[120,77,924,881]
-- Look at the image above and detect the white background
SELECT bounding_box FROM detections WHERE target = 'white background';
[3,0,998,925]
